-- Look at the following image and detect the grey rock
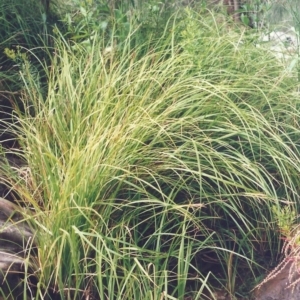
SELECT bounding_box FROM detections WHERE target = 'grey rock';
[0,197,36,298]
[253,260,300,300]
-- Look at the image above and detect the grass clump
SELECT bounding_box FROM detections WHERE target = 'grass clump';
[2,6,300,300]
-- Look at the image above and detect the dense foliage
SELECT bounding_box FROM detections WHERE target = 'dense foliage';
[1,0,300,299]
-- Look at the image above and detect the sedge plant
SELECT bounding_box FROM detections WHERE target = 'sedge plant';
[2,7,300,300]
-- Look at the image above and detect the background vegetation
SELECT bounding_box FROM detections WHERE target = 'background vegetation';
[1,0,300,299]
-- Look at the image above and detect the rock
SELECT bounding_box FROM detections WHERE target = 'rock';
[0,197,36,299]
[253,260,300,300]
